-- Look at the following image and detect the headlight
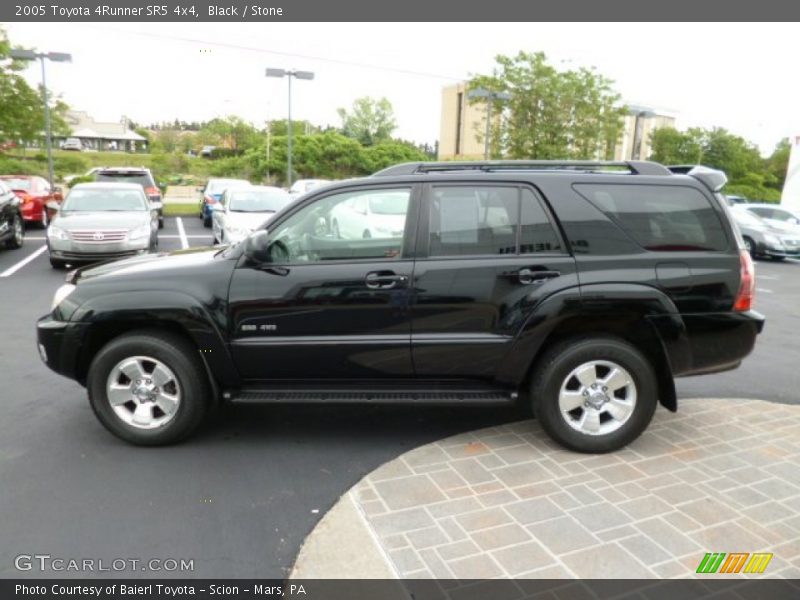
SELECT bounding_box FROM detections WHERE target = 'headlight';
[51,283,76,311]
[48,225,69,241]
[128,224,151,240]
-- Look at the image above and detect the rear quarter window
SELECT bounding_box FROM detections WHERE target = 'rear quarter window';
[574,184,728,252]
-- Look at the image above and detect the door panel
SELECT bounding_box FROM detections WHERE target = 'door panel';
[411,183,578,380]
[228,262,414,379]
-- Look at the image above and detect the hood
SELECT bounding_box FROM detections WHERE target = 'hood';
[225,211,276,231]
[54,211,151,229]
[69,246,219,284]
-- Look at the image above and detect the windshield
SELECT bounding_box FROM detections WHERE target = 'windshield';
[732,209,765,228]
[229,190,291,212]
[208,179,249,194]
[63,188,147,212]
[96,172,154,188]
[1,177,31,191]
[369,193,408,215]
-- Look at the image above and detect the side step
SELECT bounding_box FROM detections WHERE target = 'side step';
[227,387,517,406]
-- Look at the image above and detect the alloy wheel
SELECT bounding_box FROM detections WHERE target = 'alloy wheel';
[105,356,182,430]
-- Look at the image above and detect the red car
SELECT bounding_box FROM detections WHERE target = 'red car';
[0,175,62,228]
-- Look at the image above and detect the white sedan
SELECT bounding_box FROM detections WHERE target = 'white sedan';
[211,186,293,245]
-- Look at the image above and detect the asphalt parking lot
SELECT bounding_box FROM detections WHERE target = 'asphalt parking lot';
[0,216,797,578]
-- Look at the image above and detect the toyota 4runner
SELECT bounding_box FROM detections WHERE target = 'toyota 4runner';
[37,161,764,452]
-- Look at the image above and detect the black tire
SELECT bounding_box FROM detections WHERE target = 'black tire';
[87,330,211,446]
[5,214,24,249]
[530,336,658,454]
[49,257,67,269]
[771,256,786,262]
[40,206,49,229]
[158,217,164,230]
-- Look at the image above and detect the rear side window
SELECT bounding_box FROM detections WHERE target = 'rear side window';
[429,185,562,257]
[574,184,728,251]
[96,172,154,188]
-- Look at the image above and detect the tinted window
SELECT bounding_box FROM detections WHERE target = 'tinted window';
[430,186,518,256]
[429,186,562,257]
[574,184,727,251]
[520,189,562,254]
[96,172,155,188]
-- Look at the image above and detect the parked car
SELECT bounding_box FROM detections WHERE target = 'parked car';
[198,178,251,228]
[730,206,800,260]
[211,186,293,245]
[0,179,24,250]
[288,178,331,197]
[0,175,63,228]
[46,182,158,269]
[200,145,216,158]
[740,203,800,234]
[37,160,763,452]
[60,138,83,151]
[94,167,164,229]
[329,189,408,240]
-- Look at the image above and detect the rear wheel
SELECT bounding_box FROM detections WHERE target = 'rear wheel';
[87,330,211,445]
[530,337,658,453]
[5,214,24,249]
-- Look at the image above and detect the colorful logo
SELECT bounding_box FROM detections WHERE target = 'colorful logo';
[696,552,773,574]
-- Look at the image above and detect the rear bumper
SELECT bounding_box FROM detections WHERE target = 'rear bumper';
[650,310,765,377]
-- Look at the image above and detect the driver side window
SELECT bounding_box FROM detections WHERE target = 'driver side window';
[269,187,411,264]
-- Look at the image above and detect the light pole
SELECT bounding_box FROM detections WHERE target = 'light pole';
[467,88,511,160]
[10,49,72,189]
[265,68,314,187]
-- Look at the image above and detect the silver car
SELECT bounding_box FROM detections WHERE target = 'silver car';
[47,182,158,269]
[211,186,293,245]
[730,206,800,260]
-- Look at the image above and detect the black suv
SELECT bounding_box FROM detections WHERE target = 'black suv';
[94,167,164,229]
[37,161,763,452]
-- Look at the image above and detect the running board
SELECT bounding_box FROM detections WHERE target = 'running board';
[227,387,517,406]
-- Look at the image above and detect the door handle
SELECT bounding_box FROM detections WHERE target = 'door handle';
[518,268,560,285]
[365,272,408,289]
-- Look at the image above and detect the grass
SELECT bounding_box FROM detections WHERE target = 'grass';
[163,203,199,217]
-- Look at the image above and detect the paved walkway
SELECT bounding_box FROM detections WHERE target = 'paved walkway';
[291,398,800,580]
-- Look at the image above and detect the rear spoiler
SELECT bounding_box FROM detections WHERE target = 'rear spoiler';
[667,165,728,192]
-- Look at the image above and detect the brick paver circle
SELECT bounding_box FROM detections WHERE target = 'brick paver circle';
[318,399,800,579]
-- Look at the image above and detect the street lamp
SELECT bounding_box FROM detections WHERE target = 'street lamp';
[265,68,314,187]
[467,88,511,160]
[10,49,72,189]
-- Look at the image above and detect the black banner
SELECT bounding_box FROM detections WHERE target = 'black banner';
[3,0,800,22]
[3,579,800,600]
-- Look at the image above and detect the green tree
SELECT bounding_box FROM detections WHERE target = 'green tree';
[201,116,260,152]
[649,127,704,165]
[0,29,70,145]
[337,97,397,146]
[361,140,430,173]
[468,51,626,159]
[765,138,790,191]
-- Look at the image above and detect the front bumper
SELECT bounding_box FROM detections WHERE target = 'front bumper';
[48,238,149,264]
[36,315,88,381]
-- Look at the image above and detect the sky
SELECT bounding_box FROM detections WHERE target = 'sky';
[4,22,800,155]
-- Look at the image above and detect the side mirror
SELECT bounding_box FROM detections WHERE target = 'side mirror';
[243,230,272,263]
[45,200,60,212]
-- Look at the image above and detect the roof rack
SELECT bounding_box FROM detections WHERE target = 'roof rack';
[372,160,672,177]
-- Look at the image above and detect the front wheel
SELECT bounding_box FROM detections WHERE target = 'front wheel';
[743,236,755,257]
[530,337,658,453]
[87,330,211,445]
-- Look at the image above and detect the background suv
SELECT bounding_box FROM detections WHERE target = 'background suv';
[94,167,164,229]
[38,161,763,453]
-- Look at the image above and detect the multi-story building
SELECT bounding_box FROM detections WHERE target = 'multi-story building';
[438,82,676,161]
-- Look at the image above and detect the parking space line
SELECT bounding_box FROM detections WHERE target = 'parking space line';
[0,245,47,278]
[176,217,189,249]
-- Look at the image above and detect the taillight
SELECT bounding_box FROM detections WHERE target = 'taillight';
[733,249,755,311]
[145,186,160,198]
